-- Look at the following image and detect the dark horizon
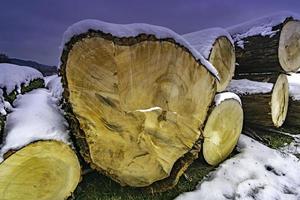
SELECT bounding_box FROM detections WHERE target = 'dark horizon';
[1,0,300,66]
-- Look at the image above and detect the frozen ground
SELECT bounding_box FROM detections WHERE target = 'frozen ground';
[175,135,300,200]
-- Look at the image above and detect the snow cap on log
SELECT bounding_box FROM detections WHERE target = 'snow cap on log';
[183,28,234,59]
[0,63,43,95]
[228,11,300,49]
[59,19,219,79]
[183,28,235,91]
[214,92,242,106]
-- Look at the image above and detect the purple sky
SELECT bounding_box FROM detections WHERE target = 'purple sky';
[1,0,300,65]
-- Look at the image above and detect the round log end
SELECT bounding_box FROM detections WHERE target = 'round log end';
[0,141,81,200]
[279,20,300,72]
[271,74,289,127]
[61,32,216,188]
[210,36,235,92]
[203,98,243,166]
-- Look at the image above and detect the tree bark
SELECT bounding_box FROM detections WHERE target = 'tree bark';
[284,98,300,129]
[231,19,300,80]
[60,28,217,190]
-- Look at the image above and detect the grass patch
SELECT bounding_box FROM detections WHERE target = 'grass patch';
[72,157,215,200]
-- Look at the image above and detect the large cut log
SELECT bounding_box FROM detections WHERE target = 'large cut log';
[183,28,235,92]
[0,89,81,200]
[59,20,218,190]
[202,92,243,166]
[227,74,289,128]
[228,11,300,79]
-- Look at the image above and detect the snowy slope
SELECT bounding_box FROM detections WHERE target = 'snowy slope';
[175,135,300,200]
[59,19,219,79]
[182,28,233,59]
[0,89,70,162]
[0,63,43,94]
[227,11,300,48]
[226,79,273,95]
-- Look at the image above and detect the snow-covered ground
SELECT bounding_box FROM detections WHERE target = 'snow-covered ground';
[226,79,273,95]
[0,88,70,162]
[288,73,300,100]
[175,135,300,200]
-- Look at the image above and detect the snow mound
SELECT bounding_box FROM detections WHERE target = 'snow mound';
[176,135,300,200]
[182,28,234,59]
[287,73,300,101]
[214,92,242,106]
[226,79,273,95]
[44,75,63,100]
[228,11,300,48]
[0,89,70,162]
[59,19,219,79]
[0,63,43,95]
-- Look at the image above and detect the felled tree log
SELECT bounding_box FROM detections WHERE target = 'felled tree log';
[59,20,217,190]
[202,92,243,166]
[227,74,289,128]
[0,89,81,200]
[228,12,300,78]
[183,28,235,92]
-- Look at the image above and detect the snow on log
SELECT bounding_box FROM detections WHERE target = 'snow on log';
[203,92,243,166]
[59,20,217,190]
[228,11,300,78]
[0,89,81,200]
[0,63,44,103]
[183,28,235,92]
[227,74,289,128]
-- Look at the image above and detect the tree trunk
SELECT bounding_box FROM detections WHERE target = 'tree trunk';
[202,92,243,166]
[60,22,217,190]
[183,28,236,92]
[0,141,81,200]
[0,89,81,200]
[284,98,300,129]
[229,18,300,79]
[228,74,289,128]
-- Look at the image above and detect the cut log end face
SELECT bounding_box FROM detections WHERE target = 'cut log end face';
[279,20,300,72]
[203,99,243,166]
[0,141,81,200]
[271,74,289,127]
[63,35,216,187]
[209,36,235,92]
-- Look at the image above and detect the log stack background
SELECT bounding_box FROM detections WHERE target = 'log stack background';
[0,11,299,200]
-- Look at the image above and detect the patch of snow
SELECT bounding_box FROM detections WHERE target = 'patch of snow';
[59,19,219,79]
[226,79,273,95]
[228,11,300,49]
[44,75,63,100]
[175,135,300,200]
[214,92,242,106]
[183,28,234,59]
[281,134,300,155]
[0,89,12,116]
[0,63,43,95]
[136,107,162,112]
[288,73,300,101]
[0,89,70,162]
